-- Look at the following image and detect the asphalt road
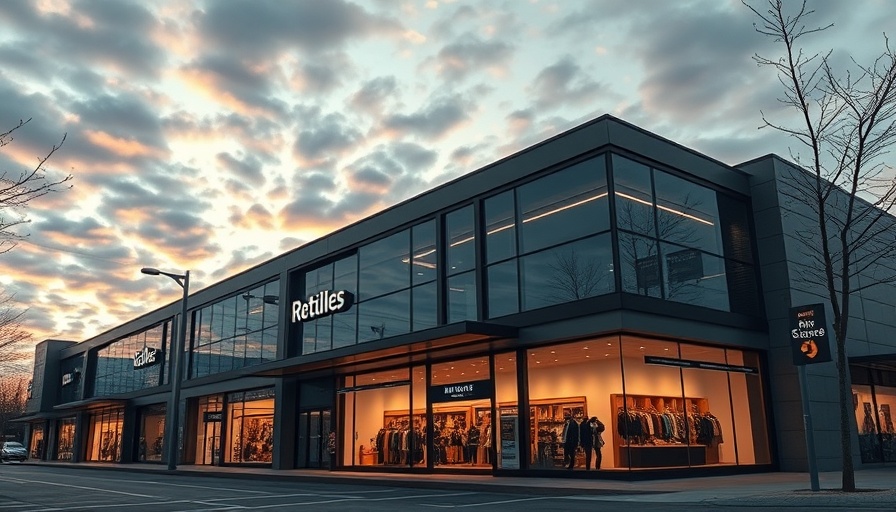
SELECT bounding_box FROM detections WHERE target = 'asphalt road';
[0,464,885,511]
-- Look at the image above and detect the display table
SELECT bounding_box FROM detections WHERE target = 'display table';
[618,445,706,467]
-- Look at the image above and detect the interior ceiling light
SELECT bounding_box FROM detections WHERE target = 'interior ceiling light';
[615,191,714,226]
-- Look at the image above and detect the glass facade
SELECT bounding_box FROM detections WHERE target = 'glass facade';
[93,323,170,397]
[301,219,440,354]
[192,281,280,379]
[485,156,613,317]
[612,154,759,315]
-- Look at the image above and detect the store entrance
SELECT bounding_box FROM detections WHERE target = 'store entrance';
[297,409,332,469]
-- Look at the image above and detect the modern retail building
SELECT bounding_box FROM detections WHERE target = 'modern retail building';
[19,115,896,477]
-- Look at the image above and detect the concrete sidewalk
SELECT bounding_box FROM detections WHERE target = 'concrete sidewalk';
[22,461,896,508]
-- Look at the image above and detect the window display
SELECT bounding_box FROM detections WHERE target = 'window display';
[56,418,75,461]
[137,404,166,462]
[87,407,123,462]
[226,388,274,464]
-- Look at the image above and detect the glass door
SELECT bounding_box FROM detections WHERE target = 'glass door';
[297,408,332,469]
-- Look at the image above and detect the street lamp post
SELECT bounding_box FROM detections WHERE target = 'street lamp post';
[141,267,189,471]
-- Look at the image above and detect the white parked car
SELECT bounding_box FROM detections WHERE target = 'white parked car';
[1,441,27,463]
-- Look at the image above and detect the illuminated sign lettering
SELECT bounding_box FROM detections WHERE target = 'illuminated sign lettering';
[291,290,354,323]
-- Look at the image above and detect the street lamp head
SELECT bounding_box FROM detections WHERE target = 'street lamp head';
[263,295,279,304]
[141,267,161,276]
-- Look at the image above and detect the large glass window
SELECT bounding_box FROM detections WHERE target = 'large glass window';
[192,280,280,379]
[342,369,415,468]
[611,153,758,315]
[486,156,613,318]
[93,323,169,396]
[446,206,477,322]
[527,338,623,470]
[195,395,224,465]
[517,158,610,254]
[525,336,769,471]
[359,231,410,300]
[520,234,614,311]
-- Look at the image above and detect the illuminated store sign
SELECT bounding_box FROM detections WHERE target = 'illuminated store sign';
[203,411,223,422]
[291,290,354,323]
[429,379,493,402]
[789,303,832,365]
[133,346,162,370]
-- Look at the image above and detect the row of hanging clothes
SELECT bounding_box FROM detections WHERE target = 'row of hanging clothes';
[617,406,723,446]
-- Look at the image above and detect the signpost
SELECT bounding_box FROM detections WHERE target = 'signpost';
[790,303,833,492]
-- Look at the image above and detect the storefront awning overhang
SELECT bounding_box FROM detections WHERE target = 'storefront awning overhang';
[10,412,57,423]
[53,397,128,412]
[249,321,518,378]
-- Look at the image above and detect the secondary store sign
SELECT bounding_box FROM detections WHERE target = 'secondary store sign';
[133,346,163,369]
[429,379,493,402]
[291,290,354,323]
[789,303,833,365]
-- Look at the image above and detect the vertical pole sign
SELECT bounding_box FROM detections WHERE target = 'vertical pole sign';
[790,303,833,492]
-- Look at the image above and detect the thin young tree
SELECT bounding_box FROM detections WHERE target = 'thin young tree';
[745,0,896,492]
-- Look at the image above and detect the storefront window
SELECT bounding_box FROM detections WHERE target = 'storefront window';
[196,395,223,465]
[86,406,124,462]
[680,345,735,466]
[853,384,880,462]
[226,388,275,464]
[56,418,75,461]
[137,404,166,462]
[527,337,623,471]
[343,368,414,468]
[29,425,44,460]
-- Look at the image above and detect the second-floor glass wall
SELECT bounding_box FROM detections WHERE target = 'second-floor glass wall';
[295,150,760,354]
[191,280,280,379]
[92,322,170,397]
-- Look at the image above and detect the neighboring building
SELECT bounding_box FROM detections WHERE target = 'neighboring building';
[18,115,896,476]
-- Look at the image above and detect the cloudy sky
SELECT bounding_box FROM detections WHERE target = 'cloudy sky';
[0,0,892,355]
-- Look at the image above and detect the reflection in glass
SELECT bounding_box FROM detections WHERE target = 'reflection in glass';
[618,231,661,298]
[654,170,722,255]
[613,155,655,236]
[485,191,516,263]
[359,230,410,300]
[448,270,477,323]
[94,323,168,396]
[412,220,437,285]
[447,206,475,275]
[487,259,519,318]
[520,234,614,311]
[412,281,438,331]
[358,290,410,342]
[517,157,609,254]
[661,243,729,310]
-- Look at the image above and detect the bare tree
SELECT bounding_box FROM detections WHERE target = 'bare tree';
[746,0,896,492]
[1,118,71,254]
[0,375,27,442]
[0,292,33,375]
[0,119,71,371]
